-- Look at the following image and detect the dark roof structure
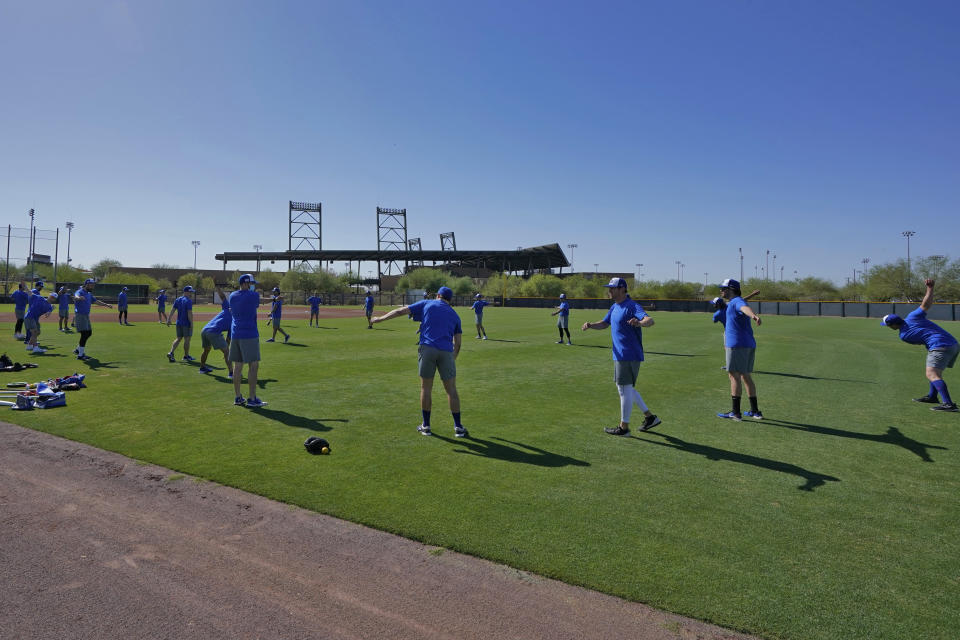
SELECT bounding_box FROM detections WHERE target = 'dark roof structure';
[214,243,570,275]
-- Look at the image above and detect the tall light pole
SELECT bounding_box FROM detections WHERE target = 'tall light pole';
[593,263,599,273]
[636,263,643,282]
[191,240,200,270]
[675,260,681,281]
[861,258,870,283]
[681,263,685,282]
[929,254,946,279]
[567,243,577,272]
[772,254,777,281]
[738,247,744,282]
[65,221,75,264]
[902,231,916,279]
[765,250,771,281]
[28,209,35,281]
[253,244,262,274]
[704,272,708,289]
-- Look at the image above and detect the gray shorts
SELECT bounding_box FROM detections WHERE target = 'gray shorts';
[75,314,92,332]
[118,304,128,311]
[475,313,484,325]
[176,325,193,338]
[726,347,756,373]
[59,308,69,319]
[614,360,641,386]
[23,317,39,332]
[557,315,569,329]
[928,343,959,370]
[15,309,25,320]
[229,337,260,363]
[418,344,456,380]
[201,330,228,350]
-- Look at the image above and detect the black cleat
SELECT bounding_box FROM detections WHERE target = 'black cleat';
[913,396,939,404]
[930,402,958,413]
[639,415,662,431]
[604,425,630,436]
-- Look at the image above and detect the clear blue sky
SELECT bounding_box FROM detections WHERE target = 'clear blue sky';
[2,0,957,285]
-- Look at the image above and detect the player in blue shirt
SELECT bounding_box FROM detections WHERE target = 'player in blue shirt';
[73,278,113,360]
[57,286,71,332]
[363,291,375,329]
[155,289,168,323]
[372,286,468,438]
[882,278,958,412]
[716,278,763,421]
[550,293,572,345]
[307,291,323,327]
[24,291,56,353]
[228,274,266,407]
[11,282,29,339]
[266,287,290,343]
[117,287,130,325]
[711,288,759,370]
[471,294,490,340]
[198,287,233,374]
[582,277,661,435]
[166,286,195,362]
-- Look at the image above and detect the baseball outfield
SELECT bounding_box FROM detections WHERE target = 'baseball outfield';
[1,304,958,640]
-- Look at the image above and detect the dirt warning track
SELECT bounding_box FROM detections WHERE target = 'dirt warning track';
[0,423,754,640]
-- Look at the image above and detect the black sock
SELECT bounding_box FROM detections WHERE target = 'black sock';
[749,396,759,413]
[732,396,741,415]
[453,412,462,428]
[422,410,430,427]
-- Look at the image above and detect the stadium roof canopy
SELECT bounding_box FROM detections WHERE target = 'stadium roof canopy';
[214,243,570,274]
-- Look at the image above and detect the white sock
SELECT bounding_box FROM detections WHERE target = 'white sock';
[630,386,649,413]
[617,384,634,424]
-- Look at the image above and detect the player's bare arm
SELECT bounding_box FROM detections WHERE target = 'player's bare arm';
[453,333,462,358]
[628,316,654,328]
[372,306,411,323]
[582,321,610,331]
[920,279,935,312]
[741,304,762,326]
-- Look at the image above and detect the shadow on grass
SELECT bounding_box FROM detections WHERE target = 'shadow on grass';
[278,342,309,347]
[763,418,946,462]
[433,435,589,468]
[309,326,339,330]
[639,432,840,492]
[479,338,522,343]
[77,357,120,370]
[253,407,345,432]
[210,374,279,390]
[573,343,608,349]
[754,370,875,384]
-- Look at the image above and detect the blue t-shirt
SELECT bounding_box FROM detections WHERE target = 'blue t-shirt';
[712,309,726,326]
[472,300,490,315]
[270,296,283,320]
[229,289,260,340]
[58,290,70,312]
[899,307,958,350]
[157,293,167,310]
[364,296,374,312]
[26,293,52,320]
[407,299,462,352]
[12,289,29,311]
[601,296,648,362]
[74,290,96,315]
[203,308,233,334]
[724,297,756,348]
[172,296,193,327]
[118,291,127,307]
[307,296,322,311]
[557,301,569,317]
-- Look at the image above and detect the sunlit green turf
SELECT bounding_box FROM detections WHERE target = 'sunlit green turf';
[6,304,960,640]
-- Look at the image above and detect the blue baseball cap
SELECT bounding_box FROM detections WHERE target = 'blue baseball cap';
[239,273,257,284]
[559,293,566,299]
[121,286,128,291]
[603,277,627,288]
[711,296,724,308]
[48,292,58,300]
[84,278,96,285]
[720,278,740,290]
[35,280,44,289]
[183,285,195,293]
[438,286,453,300]
[31,288,39,294]
[272,287,280,293]
[882,314,902,327]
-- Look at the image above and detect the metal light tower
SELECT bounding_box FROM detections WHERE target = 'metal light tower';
[65,221,75,264]
[594,263,599,273]
[765,250,771,281]
[772,254,777,281]
[861,258,870,282]
[253,244,262,274]
[567,244,577,272]
[191,240,200,270]
[704,272,709,289]
[738,247,744,282]
[675,260,681,280]
[902,231,916,275]
[636,263,643,282]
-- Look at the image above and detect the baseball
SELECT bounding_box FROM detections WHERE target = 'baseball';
[321,447,330,455]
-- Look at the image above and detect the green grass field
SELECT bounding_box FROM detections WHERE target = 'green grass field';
[6,304,959,640]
